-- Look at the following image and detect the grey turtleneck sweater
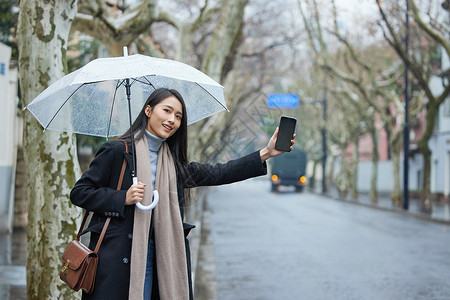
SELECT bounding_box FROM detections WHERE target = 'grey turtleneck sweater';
[145,130,166,190]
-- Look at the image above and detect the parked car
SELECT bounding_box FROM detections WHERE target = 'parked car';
[270,148,307,192]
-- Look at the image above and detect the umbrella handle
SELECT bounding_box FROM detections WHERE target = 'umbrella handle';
[136,190,159,211]
[133,177,159,211]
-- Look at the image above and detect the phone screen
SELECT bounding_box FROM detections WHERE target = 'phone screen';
[275,116,296,152]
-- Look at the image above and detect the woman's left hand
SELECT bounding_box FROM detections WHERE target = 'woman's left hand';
[259,127,296,162]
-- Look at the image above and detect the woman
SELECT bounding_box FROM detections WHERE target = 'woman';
[70,88,295,300]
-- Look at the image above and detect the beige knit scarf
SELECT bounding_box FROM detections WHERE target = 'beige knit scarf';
[128,135,189,300]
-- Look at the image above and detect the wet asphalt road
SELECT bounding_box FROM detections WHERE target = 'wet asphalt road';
[205,178,450,300]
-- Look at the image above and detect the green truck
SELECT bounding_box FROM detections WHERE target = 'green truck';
[270,148,307,192]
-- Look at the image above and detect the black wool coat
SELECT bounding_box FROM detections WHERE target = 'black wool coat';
[70,140,267,300]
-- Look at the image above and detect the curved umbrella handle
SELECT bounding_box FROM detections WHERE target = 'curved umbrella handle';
[136,190,159,211]
[133,177,159,211]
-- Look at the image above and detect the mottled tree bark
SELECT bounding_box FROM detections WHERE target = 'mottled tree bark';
[17,1,82,298]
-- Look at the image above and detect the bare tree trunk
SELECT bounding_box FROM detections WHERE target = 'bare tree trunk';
[391,151,402,206]
[310,159,318,190]
[391,131,402,206]
[370,127,379,203]
[176,24,194,64]
[351,131,359,199]
[418,134,433,212]
[188,0,249,158]
[336,148,350,198]
[17,1,82,299]
[417,99,440,212]
[201,0,248,82]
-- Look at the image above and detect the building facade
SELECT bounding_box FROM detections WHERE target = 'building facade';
[0,42,19,232]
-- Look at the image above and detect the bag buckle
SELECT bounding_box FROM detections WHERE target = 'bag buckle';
[61,260,70,274]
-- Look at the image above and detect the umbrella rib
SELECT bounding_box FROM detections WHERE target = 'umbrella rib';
[141,75,157,89]
[194,82,228,111]
[44,84,85,131]
[106,80,121,140]
[105,78,138,138]
[123,77,140,86]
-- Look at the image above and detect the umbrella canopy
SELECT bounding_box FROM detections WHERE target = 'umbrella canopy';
[25,54,227,139]
[25,52,228,211]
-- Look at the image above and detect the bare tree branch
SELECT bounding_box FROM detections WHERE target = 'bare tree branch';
[408,0,450,58]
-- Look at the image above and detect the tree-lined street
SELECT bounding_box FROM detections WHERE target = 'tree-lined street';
[1,1,449,298]
[201,178,450,300]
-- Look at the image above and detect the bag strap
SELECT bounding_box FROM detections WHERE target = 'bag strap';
[76,140,129,255]
[76,210,90,240]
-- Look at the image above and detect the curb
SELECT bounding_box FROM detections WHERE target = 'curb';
[186,187,212,292]
[192,200,217,300]
[310,189,450,226]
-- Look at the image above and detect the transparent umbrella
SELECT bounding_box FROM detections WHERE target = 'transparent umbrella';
[25,48,227,210]
[25,53,227,138]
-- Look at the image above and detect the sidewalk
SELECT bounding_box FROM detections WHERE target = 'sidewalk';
[311,185,450,225]
[0,228,26,300]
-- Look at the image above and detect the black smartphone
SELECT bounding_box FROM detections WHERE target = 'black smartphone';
[275,116,296,152]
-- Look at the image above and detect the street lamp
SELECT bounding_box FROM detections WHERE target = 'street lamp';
[308,83,328,194]
[322,81,328,194]
[403,0,410,210]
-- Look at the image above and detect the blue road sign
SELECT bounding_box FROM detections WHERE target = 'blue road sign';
[267,94,299,108]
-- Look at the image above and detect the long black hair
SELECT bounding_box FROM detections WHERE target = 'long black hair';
[119,88,192,201]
